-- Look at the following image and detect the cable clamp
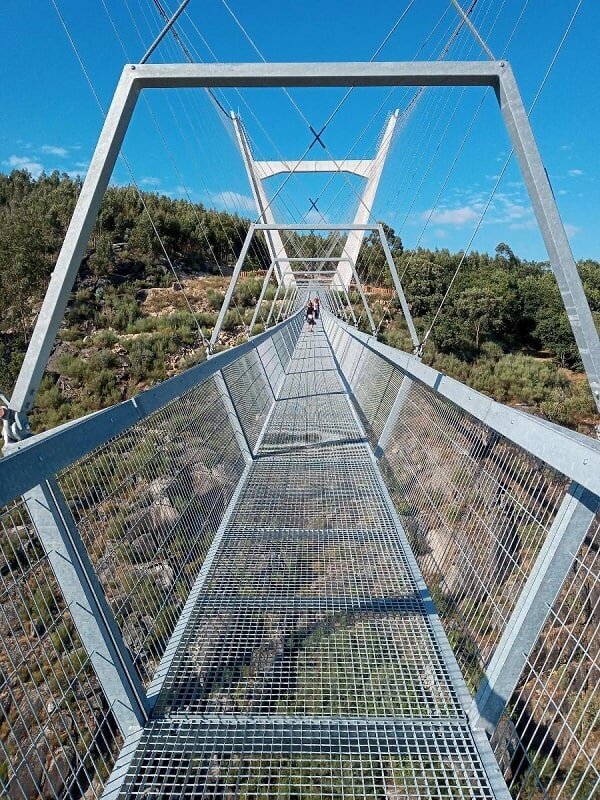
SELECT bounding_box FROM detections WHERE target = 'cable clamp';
[0,395,32,447]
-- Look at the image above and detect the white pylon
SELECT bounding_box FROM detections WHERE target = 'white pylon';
[232,110,399,289]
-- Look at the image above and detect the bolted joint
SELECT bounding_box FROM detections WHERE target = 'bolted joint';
[0,396,32,447]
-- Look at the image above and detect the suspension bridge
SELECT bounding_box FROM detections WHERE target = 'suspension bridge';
[1,2,600,799]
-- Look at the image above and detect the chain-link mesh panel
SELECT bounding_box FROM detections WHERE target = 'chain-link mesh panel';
[326,318,597,800]
[58,376,246,686]
[0,500,120,800]
[351,349,404,446]
[491,515,600,800]
[381,380,568,689]
[256,338,286,397]
[222,350,274,450]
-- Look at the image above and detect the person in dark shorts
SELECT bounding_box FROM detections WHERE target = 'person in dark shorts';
[306,300,315,332]
[313,296,320,320]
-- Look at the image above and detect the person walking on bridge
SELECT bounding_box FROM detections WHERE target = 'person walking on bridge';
[305,300,315,332]
[313,296,320,321]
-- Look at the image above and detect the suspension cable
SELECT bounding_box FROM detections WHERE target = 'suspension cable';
[418,0,584,351]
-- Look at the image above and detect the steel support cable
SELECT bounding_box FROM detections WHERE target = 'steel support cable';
[367,1,516,325]
[360,6,492,298]
[101,0,254,343]
[380,0,520,269]
[182,0,488,314]
[183,0,458,274]
[294,0,491,283]
[299,0,420,149]
[149,0,231,119]
[217,1,412,232]
[120,2,289,342]
[372,0,498,236]
[375,0,518,280]
[156,7,326,252]
[50,0,215,353]
[418,0,584,353]
[126,2,286,337]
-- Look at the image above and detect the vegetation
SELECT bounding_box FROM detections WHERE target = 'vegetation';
[0,169,599,437]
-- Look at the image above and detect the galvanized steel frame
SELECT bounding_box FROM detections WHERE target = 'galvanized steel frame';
[10,60,597,421]
[23,479,149,738]
[324,311,600,746]
[325,313,600,499]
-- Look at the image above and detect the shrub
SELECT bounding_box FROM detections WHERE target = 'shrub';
[206,288,224,311]
[128,338,157,379]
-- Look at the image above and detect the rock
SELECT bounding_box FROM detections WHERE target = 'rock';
[147,477,171,499]
[8,740,49,799]
[148,500,179,531]
[10,693,46,744]
[42,747,76,799]
[148,563,175,590]
[426,528,462,593]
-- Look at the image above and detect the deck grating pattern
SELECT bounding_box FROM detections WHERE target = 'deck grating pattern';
[115,325,506,798]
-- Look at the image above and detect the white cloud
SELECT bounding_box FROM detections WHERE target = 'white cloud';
[141,176,161,187]
[3,155,44,176]
[208,190,256,213]
[568,168,584,177]
[41,145,68,157]
[434,229,448,239]
[304,207,329,226]
[508,219,537,231]
[564,223,580,238]
[558,189,568,196]
[426,206,479,226]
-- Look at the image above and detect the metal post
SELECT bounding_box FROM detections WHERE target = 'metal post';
[336,110,400,288]
[24,479,149,737]
[497,65,600,411]
[266,281,283,327]
[276,284,291,324]
[377,223,419,348]
[10,68,138,419]
[345,260,376,334]
[213,371,253,464]
[249,262,276,335]
[210,225,255,351]
[470,481,599,733]
[374,374,413,459]
[231,113,293,286]
[140,0,191,64]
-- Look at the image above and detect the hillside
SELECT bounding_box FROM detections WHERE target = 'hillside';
[0,169,599,435]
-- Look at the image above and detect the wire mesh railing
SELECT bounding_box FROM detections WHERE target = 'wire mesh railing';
[324,312,600,800]
[0,499,120,800]
[57,376,247,687]
[0,313,303,800]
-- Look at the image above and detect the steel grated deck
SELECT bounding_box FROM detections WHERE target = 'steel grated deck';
[112,326,509,799]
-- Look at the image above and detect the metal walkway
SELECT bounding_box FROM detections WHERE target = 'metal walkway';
[109,326,506,799]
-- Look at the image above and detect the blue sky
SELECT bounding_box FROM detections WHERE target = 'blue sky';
[1,0,598,262]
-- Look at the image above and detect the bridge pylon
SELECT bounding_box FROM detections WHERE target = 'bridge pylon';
[231,109,399,290]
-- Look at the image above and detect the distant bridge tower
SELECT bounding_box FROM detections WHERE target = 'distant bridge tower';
[231,110,399,289]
